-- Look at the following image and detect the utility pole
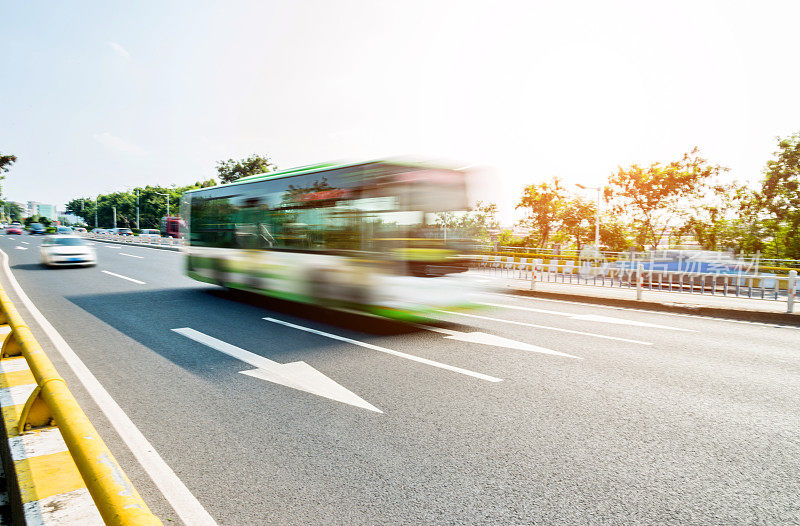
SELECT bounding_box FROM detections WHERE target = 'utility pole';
[113,206,117,228]
[155,192,170,217]
[136,189,140,230]
[94,196,98,228]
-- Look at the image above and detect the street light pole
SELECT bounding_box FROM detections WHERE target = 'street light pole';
[576,184,602,249]
[136,189,140,230]
[94,196,98,228]
[154,192,170,217]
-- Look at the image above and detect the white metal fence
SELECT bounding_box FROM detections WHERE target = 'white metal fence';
[474,255,799,313]
[85,232,186,247]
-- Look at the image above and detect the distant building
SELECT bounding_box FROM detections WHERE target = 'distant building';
[26,201,58,221]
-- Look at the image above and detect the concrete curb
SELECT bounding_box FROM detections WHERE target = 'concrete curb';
[88,237,182,252]
[508,289,800,326]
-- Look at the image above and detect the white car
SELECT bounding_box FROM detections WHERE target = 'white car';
[138,228,161,240]
[40,235,97,267]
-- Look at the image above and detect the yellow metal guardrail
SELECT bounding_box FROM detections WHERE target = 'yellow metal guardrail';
[0,288,162,525]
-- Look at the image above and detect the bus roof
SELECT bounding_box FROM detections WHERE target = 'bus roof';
[183,159,463,195]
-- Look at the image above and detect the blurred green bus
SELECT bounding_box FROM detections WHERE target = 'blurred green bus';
[180,159,480,320]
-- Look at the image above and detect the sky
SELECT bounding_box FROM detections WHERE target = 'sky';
[2,0,800,224]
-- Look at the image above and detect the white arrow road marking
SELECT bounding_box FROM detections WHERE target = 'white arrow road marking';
[438,310,653,346]
[14,246,27,250]
[479,301,694,331]
[119,252,143,258]
[415,325,579,359]
[172,328,381,413]
[264,317,502,383]
[101,270,145,284]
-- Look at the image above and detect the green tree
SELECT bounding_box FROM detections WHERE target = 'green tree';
[679,181,766,253]
[557,195,596,250]
[606,147,727,250]
[66,180,215,229]
[435,201,499,244]
[598,214,633,252]
[216,154,277,184]
[516,177,568,248]
[0,200,23,221]
[0,152,18,197]
[760,132,800,258]
[0,153,16,173]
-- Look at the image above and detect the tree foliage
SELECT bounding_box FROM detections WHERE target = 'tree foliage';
[516,177,568,248]
[516,178,598,249]
[0,200,23,221]
[0,153,16,173]
[605,148,727,250]
[0,152,17,197]
[435,201,499,243]
[759,132,800,258]
[66,179,217,229]
[678,182,767,253]
[216,154,278,184]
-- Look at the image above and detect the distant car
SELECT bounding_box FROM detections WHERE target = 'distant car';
[110,228,133,236]
[55,226,73,235]
[28,223,46,235]
[73,227,87,234]
[6,225,22,235]
[138,229,161,239]
[93,229,109,234]
[40,235,97,267]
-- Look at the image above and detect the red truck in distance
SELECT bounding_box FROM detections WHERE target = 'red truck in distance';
[160,216,184,239]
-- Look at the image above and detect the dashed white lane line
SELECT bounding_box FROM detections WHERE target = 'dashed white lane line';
[119,253,144,259]
[14,246,27,250]
[263,317,502,382]
[0,248,218,525]
[438,310,653,346]
[101,270,145,284]
[489,292,800,330]
[479,301,693,331]
[21,241,29,245]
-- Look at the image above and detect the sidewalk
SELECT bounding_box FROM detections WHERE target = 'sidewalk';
[474,272,800,326]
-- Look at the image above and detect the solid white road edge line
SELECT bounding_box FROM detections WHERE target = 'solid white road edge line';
[0,248,218,526]
[119,253,144,259]
[101,270,145,284]
[438,310,653,346]
[263,317,502,382]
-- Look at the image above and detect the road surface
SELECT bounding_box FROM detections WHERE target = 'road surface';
[0,235,798,525]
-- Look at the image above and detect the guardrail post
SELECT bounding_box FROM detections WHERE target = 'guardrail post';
[636,263,643,300]
[788,270,797,313]
[530,259,540,290]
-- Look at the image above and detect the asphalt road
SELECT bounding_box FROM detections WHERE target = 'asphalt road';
[0,234,798,525]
